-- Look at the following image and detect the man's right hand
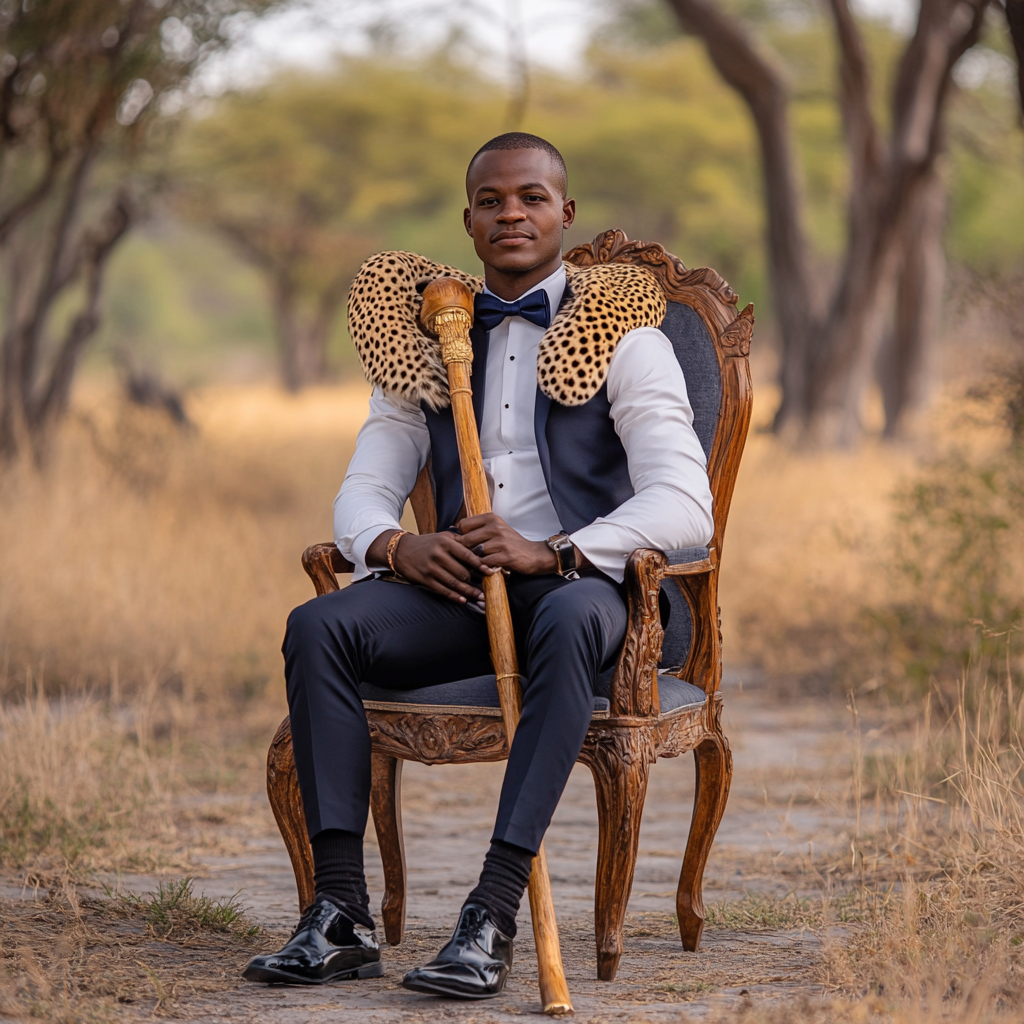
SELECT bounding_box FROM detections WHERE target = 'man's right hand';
[366,530,496,604]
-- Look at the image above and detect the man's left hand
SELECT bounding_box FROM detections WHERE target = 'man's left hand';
[455,513,558,575]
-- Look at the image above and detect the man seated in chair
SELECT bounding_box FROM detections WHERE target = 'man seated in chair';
[243,132,714,999]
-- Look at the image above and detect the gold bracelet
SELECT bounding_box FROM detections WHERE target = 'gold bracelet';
[386,530,408,576]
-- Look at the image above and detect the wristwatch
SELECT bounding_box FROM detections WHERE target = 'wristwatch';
[546,532,578,577]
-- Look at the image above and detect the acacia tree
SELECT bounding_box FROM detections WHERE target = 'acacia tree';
[0,0,278,461]
[663,0,1014,444]
[174,63,494,390]
[174,81,377,391]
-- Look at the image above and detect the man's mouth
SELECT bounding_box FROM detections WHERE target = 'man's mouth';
[491,231,533,247]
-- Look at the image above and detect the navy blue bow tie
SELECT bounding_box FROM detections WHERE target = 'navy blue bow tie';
[474,288,552,331]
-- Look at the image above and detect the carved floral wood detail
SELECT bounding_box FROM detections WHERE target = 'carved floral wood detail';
[266,231,753,983]
[564,229,739,321]
[368,710,507,765]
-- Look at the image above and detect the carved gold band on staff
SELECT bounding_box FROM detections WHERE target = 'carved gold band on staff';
[420,277,574,1017]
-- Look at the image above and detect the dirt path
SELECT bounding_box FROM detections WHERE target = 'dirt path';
[167,676,855,1021]
[1,677,860,1022]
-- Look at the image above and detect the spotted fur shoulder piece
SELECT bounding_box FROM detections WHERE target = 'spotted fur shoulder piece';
[348,251,482,410]
[539,262,666,406]
[348,252,666,409]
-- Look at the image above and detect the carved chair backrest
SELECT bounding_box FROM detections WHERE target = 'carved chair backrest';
[407,230,754,678]
[563,231,753,567]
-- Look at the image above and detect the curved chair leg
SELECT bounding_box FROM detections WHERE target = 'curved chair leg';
[369,752,406,945]
[676,731,732,951]
[587,742,652,982]
[267,716,314,913]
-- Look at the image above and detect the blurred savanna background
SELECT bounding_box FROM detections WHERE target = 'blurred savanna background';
[2,0,1024,1020]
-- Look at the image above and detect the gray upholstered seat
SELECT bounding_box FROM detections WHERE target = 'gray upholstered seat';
[359,671,705,717]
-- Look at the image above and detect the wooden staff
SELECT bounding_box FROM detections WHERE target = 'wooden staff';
[421,277,573,1017]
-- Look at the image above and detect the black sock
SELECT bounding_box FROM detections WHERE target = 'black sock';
[310,828,375,930]
[464,839,534,938]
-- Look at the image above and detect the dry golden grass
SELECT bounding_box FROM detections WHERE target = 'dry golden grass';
[0,381,373,877]
[816,669,1024,1017]
[0,377,1022,1021]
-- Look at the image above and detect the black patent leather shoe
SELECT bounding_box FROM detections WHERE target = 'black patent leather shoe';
[401,903,512,1000]
[242,896,383,985]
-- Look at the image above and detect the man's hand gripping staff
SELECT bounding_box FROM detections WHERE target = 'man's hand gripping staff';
[420,277,573,1017]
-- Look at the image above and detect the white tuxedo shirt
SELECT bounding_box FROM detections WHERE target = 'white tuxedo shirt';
[334,264,714,583]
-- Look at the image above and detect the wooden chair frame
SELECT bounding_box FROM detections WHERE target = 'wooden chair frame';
[266,229,754,982]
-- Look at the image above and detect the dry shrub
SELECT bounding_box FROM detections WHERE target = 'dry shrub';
[717,414,915,693]
[868,450,1024,695]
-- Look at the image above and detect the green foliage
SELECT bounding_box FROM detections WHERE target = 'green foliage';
[99,7,1024,381]
[540,43,764,290]
[174,58,502,286]
[95,223,276,378]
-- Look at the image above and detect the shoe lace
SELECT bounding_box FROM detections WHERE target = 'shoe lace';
[289,902,320,938]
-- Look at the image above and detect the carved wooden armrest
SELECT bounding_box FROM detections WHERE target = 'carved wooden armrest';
[609,548,669,717]
[609,547,722,715]
[664,561,720,696]
[663,556,714,576]
[301,542,354,597]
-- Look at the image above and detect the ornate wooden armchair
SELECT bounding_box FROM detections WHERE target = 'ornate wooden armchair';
[266,230,754,982]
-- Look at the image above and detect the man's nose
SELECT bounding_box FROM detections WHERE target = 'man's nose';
[496,200,527,222]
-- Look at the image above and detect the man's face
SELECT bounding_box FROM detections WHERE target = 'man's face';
[464,148,575,278]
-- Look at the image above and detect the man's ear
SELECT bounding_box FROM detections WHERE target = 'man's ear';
[562,198,576,230]
[463,206,472,236]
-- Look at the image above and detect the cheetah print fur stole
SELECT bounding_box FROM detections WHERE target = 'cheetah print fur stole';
[347,250,666,409]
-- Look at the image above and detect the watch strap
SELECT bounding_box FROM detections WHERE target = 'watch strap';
[546,533,577,576]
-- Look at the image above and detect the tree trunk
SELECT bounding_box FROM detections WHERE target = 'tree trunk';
[0,154,130,461]
[878,166,947,436]
[271,276,342,391]
[663,0,819,431]
[664,0,988,445]
[805,0,986,444]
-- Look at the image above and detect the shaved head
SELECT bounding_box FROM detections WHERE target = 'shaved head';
[466,132,568,198]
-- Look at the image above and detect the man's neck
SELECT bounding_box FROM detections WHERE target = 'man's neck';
[483,255,563,301]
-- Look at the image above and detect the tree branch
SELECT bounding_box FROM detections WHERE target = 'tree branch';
[15,140,99,395]
[827,0,885,192]
[893,0,988,167]
[213,217,287,275]
[1007,0,1024,117]
[33,192,133,429]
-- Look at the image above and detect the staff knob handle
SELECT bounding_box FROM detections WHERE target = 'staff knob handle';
[421,277,475,366]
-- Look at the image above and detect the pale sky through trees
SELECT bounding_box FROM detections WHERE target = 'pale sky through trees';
[200,0,919,95]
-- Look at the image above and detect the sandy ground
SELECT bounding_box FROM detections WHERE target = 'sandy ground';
[0,674,860,1022]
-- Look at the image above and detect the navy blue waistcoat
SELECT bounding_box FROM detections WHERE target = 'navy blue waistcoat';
[422,318,634,534]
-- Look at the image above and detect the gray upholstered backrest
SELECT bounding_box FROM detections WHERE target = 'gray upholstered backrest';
[657,301,722,673]
[660,301,722,461]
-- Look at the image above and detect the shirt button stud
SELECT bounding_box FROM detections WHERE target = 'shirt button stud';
[509,355,515,361]
[504,403,509,409]
[498,483,504,488]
